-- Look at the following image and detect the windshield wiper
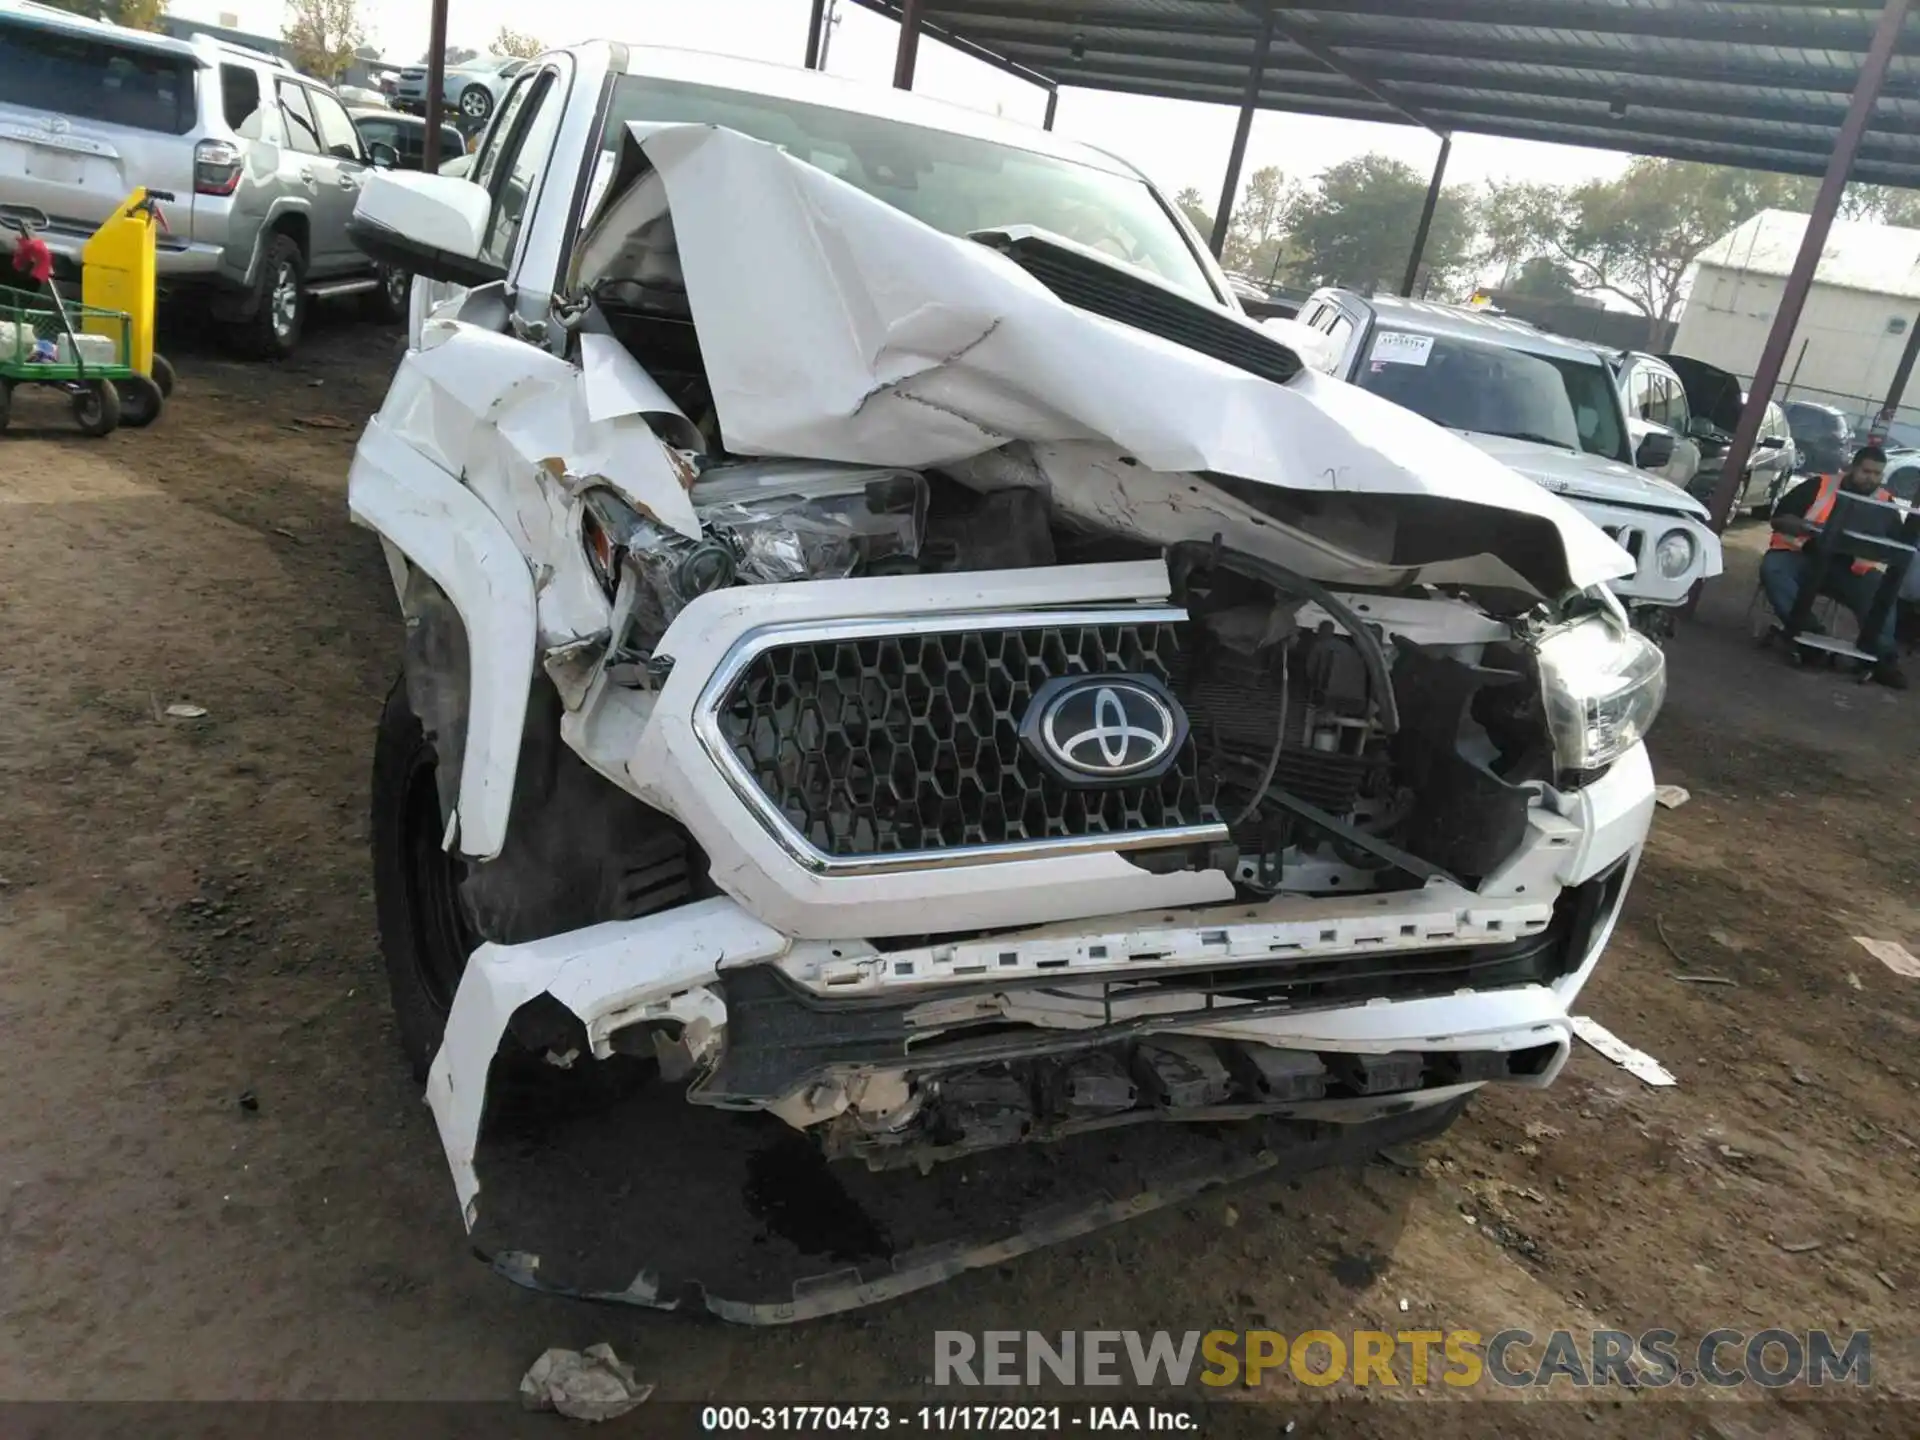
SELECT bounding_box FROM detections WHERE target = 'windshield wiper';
[1482,429,1574,449]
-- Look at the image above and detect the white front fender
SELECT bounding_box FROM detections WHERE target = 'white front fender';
[349,415,536,860]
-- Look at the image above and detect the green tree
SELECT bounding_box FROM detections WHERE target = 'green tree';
[1475,160,1893,341]
[1472,161,1920,346]
[34,0,166,29]
[493,26,544,59]
[1507,255,1580,301]
[1221,165,1299,280]
[283,0,365,82]
[1287,153,1478,295]
[1173,186,1215,247]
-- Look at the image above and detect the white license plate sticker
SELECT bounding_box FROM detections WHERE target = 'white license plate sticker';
[1370,331,1433,366]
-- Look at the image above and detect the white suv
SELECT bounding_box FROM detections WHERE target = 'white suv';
[341,42,1661,1318]
[0,0,406,354]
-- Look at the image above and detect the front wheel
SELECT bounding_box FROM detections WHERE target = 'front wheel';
[116,373,165,428]
[70,379,121,436]
[232,235,305,359]
[151,352,176,398]
[371,677,476,1081]
[458,84,493,121]
[363,264,410,324]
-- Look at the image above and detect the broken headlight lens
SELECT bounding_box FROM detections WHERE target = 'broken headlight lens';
[1535,615,1666,771]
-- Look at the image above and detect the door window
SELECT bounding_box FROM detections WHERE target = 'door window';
[220,64,261,133]
[475,70,564,270]
[1626,366,1653,420]
[277,80,321,155]
[308,88,364,162]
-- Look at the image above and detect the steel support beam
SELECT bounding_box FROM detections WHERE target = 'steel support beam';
[851,0,1055,87]
[1249,4,1443,133]
[805,0,829,68]
[1401,134,1452,297]
[894,0,927,89]
[421,0,449,172]
[1211,8,1275,259]
[1709,0,1915,530]
[1872,311,1920,441]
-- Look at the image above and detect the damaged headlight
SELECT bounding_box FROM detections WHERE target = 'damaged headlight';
[1535,615,1666,771]
[581,469,930,648]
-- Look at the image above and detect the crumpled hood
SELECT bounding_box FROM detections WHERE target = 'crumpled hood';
[586,122,1632,595]
[1463,433,1711,520]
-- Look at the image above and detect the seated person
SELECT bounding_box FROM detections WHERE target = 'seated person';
[1761,444,1906,689]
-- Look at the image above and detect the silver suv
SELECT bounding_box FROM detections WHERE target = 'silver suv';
[0,0,405,356]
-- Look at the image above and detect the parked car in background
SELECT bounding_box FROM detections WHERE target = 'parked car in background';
[342,39,1663,1313]
[351,108,464,172]
[0,0,404,356]
[336,84,389,109]
[1611,351,1701,489]
[1293,291,1720,638]
[1882,447,1920,506]
[1784,400,1855,474]
[392,53,527,123]
[1642,354,1799,514]
[1864,414,1920,451]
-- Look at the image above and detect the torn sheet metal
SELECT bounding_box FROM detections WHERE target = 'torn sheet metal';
[594,122,1632,598]
[427,896,788,1222]
[374,319,701,650]
[1571,1016,1676,1086]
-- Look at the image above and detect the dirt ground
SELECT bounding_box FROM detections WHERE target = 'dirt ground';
[3,317,1918,1437]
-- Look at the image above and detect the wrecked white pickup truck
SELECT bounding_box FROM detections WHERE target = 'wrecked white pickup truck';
[344,43,1661,1321]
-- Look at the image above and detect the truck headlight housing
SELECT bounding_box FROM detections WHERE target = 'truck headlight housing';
[1536,616,1666,771]
[1654,528,1697,579]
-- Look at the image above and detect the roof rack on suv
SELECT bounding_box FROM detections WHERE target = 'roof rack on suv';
[184,33,295,69]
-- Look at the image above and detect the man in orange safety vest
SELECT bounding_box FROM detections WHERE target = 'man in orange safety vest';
[1761,444,1905,689]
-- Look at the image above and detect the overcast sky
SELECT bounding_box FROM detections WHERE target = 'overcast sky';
[174,0,1632,201]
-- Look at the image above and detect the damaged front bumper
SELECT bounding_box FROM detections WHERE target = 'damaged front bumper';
[429,748,1646,1320]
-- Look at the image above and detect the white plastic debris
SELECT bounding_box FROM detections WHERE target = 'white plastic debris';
[1653,785,1690,810]
[519,1343,653,1422]
[1853,937,1920,979]
[1571,1017,1676,1087]
[164,703,207,719]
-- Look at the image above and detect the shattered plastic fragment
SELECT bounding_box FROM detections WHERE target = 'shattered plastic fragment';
[1571,1016,1675,1087]
[1854,936,1920,979]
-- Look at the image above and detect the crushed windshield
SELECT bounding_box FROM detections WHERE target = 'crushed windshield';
[600,73,1217,302]
[1357,330,1630,463]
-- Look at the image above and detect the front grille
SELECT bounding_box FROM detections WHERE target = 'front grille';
[714,621,1218,858]
[1602,524,1646,562]
[980,233,1302,387]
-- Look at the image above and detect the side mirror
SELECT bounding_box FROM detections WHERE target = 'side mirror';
[438,152,474,178]
[347,169,501,288]
[1635,431,1676,470]
[368,141,400,170]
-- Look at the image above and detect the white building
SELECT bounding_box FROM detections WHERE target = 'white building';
[1672,209,1920,428]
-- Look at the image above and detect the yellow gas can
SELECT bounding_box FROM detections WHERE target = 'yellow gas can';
[81,188,162,375]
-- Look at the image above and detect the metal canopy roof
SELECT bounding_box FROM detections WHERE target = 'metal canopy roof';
[852,1,1920,189]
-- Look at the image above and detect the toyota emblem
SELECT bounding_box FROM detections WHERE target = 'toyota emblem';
[1020,674,1188,786]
